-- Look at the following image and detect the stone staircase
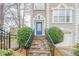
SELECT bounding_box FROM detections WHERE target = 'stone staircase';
[28,36,51,56]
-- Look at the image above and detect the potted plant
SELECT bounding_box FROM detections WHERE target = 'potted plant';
[48,27,64,55]
[16,26,32,56]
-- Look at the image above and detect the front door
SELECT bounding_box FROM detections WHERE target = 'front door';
[36,22,42,35]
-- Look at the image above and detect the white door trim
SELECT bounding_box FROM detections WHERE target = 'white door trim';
[33,14,45,36]
[34,20,45,36]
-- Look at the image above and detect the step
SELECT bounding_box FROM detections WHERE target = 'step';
[30,45,40,49]
[30,48,49,51]
[31,44,47,48]
[28,53,50,56]
[28,53,40,56]
[29,50,50,54]
[30,45,50,49]
[34,37,46,40]
[32,42,41,45]
[32,40,48,45]
[39,53,51,56]
[31,43,39,46]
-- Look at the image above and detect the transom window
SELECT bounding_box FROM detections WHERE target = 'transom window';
[52,9,72,23]
[34,3,45,10]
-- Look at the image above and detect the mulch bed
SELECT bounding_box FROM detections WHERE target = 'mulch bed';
[12,47,29,56]
[53,48,65,56]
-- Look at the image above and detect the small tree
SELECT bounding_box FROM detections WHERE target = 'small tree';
[16,26,32,48]
[48,27,64,44]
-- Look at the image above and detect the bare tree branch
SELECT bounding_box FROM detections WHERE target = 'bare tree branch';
[22,3,26,26]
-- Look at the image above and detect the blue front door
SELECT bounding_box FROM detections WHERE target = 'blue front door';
[36,22,42,35]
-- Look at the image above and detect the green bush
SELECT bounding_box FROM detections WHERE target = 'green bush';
[0,49,21,56]
[74,48,79,56]
[16,26,32,48]
[74,43,79,56]
[74,43,79,48]
[48,27,64,44]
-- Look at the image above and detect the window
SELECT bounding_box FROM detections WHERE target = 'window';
[53,9,72,23]
[34,3,45,10]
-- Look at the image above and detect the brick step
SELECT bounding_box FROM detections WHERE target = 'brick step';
[31,42,41,45]
[30,49,49,51]
[29,50,50,54]
[30,44,49,47]
[28,53,50,56]
[34,38,46,40]
[30,45,40,49]
[30,45,49,49]
[28,53,40,56]
[31,43,39,46]
[30,47,40,49]
[39,54,51,56]
[34,36,46,39]
[30,48,49,51]
[31,43,40,45]
[32,40,48,44]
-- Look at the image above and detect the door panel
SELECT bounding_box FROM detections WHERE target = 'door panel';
[36,22,42,35]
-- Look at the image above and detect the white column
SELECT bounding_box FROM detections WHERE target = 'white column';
[46,3,49,28]
[75,24,79,43]
[75,3,79,43]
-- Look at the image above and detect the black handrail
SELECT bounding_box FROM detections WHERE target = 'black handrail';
[45,30,55,56]
[47,34,55,47]
[25,31,34,48]
[25,31,34,56]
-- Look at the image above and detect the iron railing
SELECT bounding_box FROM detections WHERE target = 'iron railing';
[25,31,34,48]
[46,30,55,56]
[0,29,11,50]
[25,31,34,56]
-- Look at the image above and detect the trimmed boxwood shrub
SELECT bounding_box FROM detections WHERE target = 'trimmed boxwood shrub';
[16,26,32,48]
[48,27,64,44]
[0,49,21,56]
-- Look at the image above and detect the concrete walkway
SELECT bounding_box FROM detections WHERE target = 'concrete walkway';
[10,39,19,48]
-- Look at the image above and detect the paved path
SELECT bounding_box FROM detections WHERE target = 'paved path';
[10,39,19,48]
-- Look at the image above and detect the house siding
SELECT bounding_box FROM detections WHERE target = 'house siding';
[0,3,79,46]
[31,3,79,45]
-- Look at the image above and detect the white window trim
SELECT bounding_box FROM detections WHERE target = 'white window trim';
[52,9,73,24]
[52,4,73,24]
[33,3,45,10]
